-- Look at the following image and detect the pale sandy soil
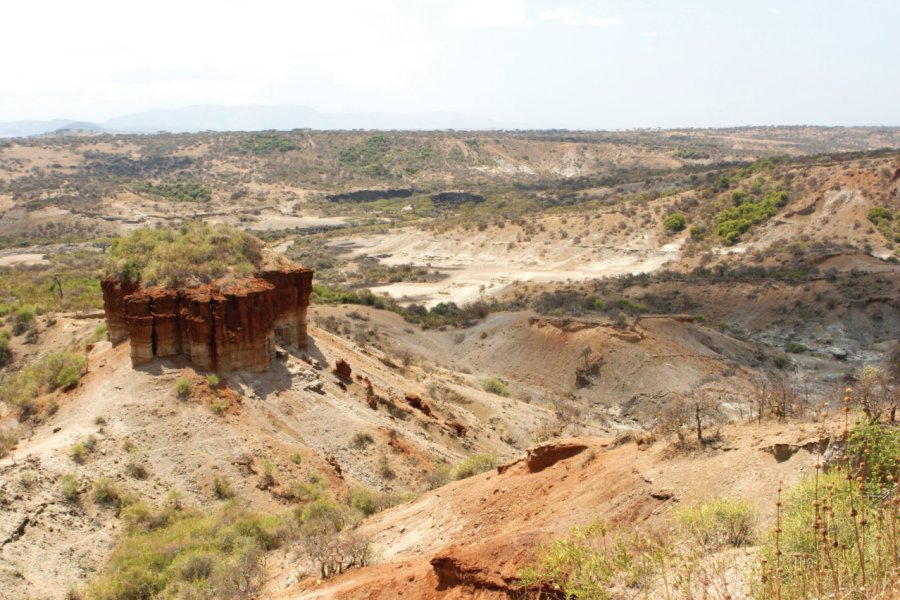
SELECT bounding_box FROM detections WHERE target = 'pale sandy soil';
[341,214,685,307]
[244,214,347,231]
[0,253,49,267]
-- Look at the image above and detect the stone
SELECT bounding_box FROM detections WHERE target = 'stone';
[101,263,313,372]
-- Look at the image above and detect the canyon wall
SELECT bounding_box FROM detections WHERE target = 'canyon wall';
[101,265,313,372]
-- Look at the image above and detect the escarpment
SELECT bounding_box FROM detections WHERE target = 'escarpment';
[101,265,313,372]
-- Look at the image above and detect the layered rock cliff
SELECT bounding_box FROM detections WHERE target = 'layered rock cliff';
[259,265,314,348]
[101,265,313,372]
[99,278,139,344]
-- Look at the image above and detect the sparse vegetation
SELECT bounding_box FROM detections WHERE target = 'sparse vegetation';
[59,473,80,503]
[88,501,288,600]
[105,223,263,287]
[453,453,497,480]
[518,517,666,598]
[175,377,191,399]
[481,377,510,397]
[212,476,236,500]
[663,212,686,233]
[0,329,12,366]
[132,179,211,203]
[237,133,297,154]
[0,349,87,418]
[69,441,88,463]
[0,428,18,457]
[92,477,122,507]
[674,497,757,549]
[716,188,789,245]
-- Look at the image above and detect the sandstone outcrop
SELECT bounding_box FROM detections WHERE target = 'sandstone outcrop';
[99,278,139,344]
[259,265,313,347]
[334,359,352,380]
[101,265,313,372]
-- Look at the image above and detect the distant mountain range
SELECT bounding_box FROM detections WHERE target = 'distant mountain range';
[0,105,552,137]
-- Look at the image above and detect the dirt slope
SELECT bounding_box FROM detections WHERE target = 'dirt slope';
[271,422,824,599]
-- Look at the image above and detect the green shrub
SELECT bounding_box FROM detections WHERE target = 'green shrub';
[238,133,297,154]
[212,476,235,500]
[519,518,666,597]
[210,400,229,416]
[0,350,87,418]
[206,374,219,387]
[453,454,497,480]
[867,206,892,223]
[716,189,789,244]
[663,212,686,233]
[589,297,605,311]
[132,180,211,203]
[298,499,349,533]
[84,324,108,347]
[105,223,263,288]
[848,421,900,484]
[785,342,807,354]
[70,441,89,462]
[175,377,191,399]
[773,354,790,369]
[14,305,36,325]
[92,477,122,507]
[689,224,706,240]
[88,501,287,600]
[59,473,80,503]
[0,428,18,458]
[0,329,11,366]
[289,471,328,502]
[481,378,510,397]
[674,497,756,549]
[615,298,647,314]
[290,452,303,464]
[347,486,382,517]
[755,466,899,599]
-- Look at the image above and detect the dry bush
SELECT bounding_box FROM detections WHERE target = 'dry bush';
[655,388,725,449]
[853,365,897,423]
[752,376,807,423]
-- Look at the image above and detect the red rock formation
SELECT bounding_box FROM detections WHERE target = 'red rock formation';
[525,440,588,473]
[181,279,276,372]
[260,265,313,348]
[100,278,139,344]
[122,291,154,365]
[102,264,312,372]
[405,394,433,418]
[334,359,352,380]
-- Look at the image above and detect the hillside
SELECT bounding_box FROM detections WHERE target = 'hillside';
[0,128,898,599]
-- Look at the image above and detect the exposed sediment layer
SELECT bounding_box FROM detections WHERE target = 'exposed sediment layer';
[101,265,313,372]
[260,265,313,348]
[99,279,139,344]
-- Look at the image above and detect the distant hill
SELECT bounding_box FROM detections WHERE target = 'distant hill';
[0,104,543,137]
[0,119,105,138]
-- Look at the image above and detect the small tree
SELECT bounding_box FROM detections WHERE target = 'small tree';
[663,212,687,233]
[656,387,724,447]
[854,366,897,423]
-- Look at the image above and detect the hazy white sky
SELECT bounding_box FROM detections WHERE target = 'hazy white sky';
[1,0,898,128]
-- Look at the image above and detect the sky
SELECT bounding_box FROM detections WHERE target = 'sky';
[1,0,898,129]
